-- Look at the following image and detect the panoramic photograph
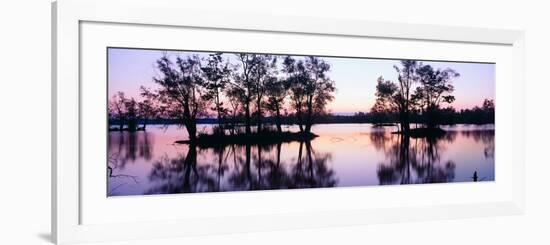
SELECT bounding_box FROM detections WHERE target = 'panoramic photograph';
[107,47,495,197]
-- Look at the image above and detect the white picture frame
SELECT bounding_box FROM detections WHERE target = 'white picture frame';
[52,0,525,244]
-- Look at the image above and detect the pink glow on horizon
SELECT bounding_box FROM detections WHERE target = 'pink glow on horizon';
[108,48,495,114]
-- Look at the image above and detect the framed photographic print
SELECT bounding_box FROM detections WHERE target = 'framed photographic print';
[52,0,525,244]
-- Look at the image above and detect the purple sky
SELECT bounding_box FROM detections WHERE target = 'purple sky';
[108,48,495,114]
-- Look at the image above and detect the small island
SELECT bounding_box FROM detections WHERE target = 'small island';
[175,130,317,148]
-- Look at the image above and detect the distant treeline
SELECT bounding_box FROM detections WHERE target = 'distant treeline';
[108,102,494,127]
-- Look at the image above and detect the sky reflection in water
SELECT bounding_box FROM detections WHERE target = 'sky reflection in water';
[107,124,494,196]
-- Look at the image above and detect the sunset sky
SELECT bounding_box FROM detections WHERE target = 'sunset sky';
[108,48,495,114]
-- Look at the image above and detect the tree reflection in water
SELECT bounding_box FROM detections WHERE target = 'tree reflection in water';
[107,131,153,195]
[263,143,291,189]
[146,146,218,194]
[460,130,495,159]
[373,132,456,185]
[289,141,337,189]
[145,141,336,195]
[107,131,153,169]
[107,126,494,196]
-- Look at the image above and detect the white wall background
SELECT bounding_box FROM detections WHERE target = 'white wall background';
[0,0,548,244]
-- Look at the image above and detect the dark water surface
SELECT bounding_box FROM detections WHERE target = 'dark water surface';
[107,124,494,196]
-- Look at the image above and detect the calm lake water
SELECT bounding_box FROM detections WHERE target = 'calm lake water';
[107,124,494,196]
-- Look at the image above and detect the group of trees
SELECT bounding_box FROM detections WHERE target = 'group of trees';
[108,54,495,139]
[108,91,155,132]
[372,60,466,134]
[109,52,336,141]
[453,99,495,124]
[369,98,495,126]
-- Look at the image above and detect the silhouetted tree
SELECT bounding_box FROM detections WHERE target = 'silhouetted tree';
[265,76,288,132]
[108,91,128,131]
[232,54,263,135]
[283,56,335,133]
[152,54,207,141]
[303,57,336,133]
[482,99,495,123]
[374,61,420,134]
[251,55,278,132]
[370,91,397,126]
[283,56,308,132]
[394,60,420,134]
[413,64,459,129]
[201,53,231,134]
[226,86,243,135]
[138,87,157,130]
[124,98,138,132]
